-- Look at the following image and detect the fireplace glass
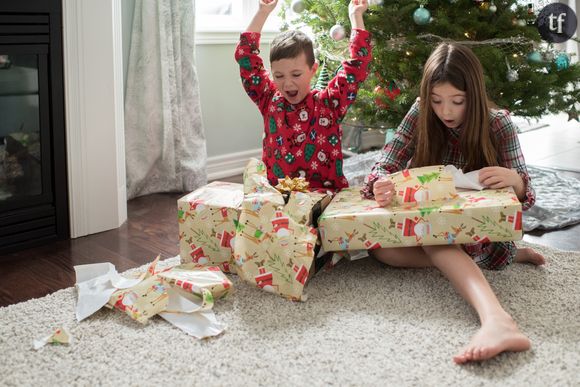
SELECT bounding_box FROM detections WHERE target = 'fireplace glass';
[0,53,43,203]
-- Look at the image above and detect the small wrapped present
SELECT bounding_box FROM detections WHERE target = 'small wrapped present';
[178,181,243,273]
[319,168,522,251]
[233,159,330,301]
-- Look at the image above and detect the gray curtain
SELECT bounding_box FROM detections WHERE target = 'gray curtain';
[125,0,207,200]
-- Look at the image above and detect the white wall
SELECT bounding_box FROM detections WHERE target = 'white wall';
[195,43,263,158]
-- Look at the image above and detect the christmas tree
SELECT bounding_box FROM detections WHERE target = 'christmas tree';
[281,0,580,126]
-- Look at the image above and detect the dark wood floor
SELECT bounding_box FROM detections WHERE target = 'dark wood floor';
[1,173,579,307]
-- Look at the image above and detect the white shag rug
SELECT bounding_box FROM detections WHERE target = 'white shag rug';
[0,241,578,386]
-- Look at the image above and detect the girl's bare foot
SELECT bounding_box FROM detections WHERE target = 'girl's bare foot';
[515,247,545,266]
[453,314,531,364]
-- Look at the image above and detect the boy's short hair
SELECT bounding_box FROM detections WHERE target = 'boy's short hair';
[270,30,315,67]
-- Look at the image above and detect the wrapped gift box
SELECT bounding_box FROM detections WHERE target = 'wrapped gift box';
[319,186,523,251]
[233,158,330,301]
[178,181,243,273]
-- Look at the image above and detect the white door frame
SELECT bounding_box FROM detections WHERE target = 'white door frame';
[62,0,127,238]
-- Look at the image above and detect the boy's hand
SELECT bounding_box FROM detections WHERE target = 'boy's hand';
[259,0,278,14]
[349,0,369,17]
[373,178,395,207]
[247,0,278,32]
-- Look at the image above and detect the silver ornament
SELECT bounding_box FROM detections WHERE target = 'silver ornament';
[291,0,306,13]
[489,4,497,13]
[507,69,519,82]
[329,24,346,41]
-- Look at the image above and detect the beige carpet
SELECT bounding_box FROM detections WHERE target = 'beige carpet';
[1,241,578,386]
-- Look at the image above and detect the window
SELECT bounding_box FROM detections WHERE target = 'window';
[195,0,282,44]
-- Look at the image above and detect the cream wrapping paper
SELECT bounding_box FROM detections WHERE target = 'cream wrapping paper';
[106,264,233,324]
[386,165,456,205]
[233,159,329,301]
[75,258,232,338]
[178,181,243,273]
[319,170,522,252]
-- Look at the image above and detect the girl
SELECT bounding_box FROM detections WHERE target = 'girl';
[361,42,545,364]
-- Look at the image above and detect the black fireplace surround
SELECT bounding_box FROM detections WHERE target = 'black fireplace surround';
[0,0,68,254]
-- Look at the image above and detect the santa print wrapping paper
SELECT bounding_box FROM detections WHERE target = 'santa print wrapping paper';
[107,264,233,324]
[319,185,523,252]
[233,159,329,301]
[177,181,243,273]
[386,165,457,205]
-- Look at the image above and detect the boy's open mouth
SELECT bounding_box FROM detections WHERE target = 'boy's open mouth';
[286,91,298,98]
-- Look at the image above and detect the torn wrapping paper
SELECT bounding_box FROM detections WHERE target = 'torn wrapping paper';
[74,256,160,322]
[385,165,456,205]
[319,184,523,251]
[74,259,232,339]
[33,327,72,350]
[444,165,485,190]
[233,158,330,301]
[159,287,226,339]
[178,181,243,273]
[158,264,233,301]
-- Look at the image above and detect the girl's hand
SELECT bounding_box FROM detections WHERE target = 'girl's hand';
[478,166,523,190]
[349,0,369,17]
[259,0,278,14]
[373,178,395,207]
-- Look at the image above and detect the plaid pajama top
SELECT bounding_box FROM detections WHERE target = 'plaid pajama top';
[361,101,536,270]
[235,29,372,191]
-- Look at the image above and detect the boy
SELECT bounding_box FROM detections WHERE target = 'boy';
[235,0,371,191]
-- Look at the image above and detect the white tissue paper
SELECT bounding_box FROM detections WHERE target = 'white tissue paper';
[444,165,485,190]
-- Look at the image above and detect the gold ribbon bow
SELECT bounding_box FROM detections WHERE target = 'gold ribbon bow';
[275,176,310,193]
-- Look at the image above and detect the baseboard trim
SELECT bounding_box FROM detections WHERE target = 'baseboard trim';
[206,148,262,180]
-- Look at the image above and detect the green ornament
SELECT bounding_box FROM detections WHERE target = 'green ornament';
[413,6,431,26]
[526,51,542,64]
[554,52,570,71]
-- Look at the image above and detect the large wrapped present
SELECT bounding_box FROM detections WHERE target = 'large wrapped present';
[319,173,522,251]
[233,159,330,301]
[178,181,243,273]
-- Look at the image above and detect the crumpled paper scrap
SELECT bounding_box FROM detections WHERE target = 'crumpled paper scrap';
[74,258,230,339]
[444,165,485,190]
[74,256,160,322]
[33,327,72,350]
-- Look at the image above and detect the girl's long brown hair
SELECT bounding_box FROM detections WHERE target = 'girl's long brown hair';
[411,43,499,172]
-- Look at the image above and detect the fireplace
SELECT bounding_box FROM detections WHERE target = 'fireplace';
[0,0,68,254]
